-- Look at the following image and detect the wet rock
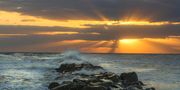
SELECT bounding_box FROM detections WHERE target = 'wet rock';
[52,82,85,90]
[145,87,156,90]
[125,86,141,90]
[49,62,155,90]
[73,79,87,86]
[99,79,113,87]
[62,81,73,85]
[137,81,144,86]
[51,80,87,90]
[48,82,60,90]
[107,73,120,82]
[120,72,139,87]
[88,77,101,83]
[82,86,108,90]
[120,72,138,82]
[52,84,71,90]
[56,63,103,73]
[95,72,120,82]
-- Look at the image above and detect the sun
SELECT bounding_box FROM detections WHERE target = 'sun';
[119,39,138,44]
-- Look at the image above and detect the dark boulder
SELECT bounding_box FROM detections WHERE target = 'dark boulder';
[145,87,156,90]
[107,73,120,82]
[95,72,120,82]
[52,80,87,90]
[52,82,84,90]
[120,72,138,82]
[120,72,140,87]
[99,81,113,87]
[51,84,71,90]
[48,82,60,90]
[56,63,103,73]
[72,79,87,87]
[125,86,140,90]
[62,81,73,85]
[82,86,109,90]
[56,63,76,73]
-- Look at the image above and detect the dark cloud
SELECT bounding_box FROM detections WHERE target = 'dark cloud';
[0,25,180,48]
[0,0,180,21]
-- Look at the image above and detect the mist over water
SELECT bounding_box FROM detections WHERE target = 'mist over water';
[0,51,180,90]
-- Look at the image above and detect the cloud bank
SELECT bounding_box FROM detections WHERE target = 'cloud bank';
[0,0,180,21]
[0,25,180,47]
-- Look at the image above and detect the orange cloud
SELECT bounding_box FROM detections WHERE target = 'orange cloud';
[34,32,79,35]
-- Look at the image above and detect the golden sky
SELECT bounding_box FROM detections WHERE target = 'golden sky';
[1,11,180,28]
[0,9,180,53]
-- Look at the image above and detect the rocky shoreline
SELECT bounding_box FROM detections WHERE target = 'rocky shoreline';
[48,62,155,90]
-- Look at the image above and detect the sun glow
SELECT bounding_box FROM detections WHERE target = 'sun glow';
[120,39,139,44]
[117,39,148,53]
[117,21,170,26]
[78,38,180,54]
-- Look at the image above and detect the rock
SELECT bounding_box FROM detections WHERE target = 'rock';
[49,62,156,90]
[73,79,87,86]
[126,86,140,90]
[82,86,108,90]
[99,79,113,87]
[62,81,73,85]
[78,77,100,84]
[48,82,60,90]
[49,71,155,90]
[120,72,138,82]
[120,72,139,87]
[52,80,87,90]
[137,81,144,86]
[95,72,120,82]
[56,63,76,73]
[52,84,71,90]
[145,87,156,90]
[107,73,120,82]
[52,82,84,90]
[56,63,103,73]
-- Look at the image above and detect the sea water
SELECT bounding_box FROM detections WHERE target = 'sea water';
[0,51,179,90]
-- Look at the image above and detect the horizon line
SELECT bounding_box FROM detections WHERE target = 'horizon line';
[0,52,179,55]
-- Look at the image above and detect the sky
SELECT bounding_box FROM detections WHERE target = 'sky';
[0,0,180,53]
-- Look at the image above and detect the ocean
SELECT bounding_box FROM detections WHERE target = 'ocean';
[0,51,180,90]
